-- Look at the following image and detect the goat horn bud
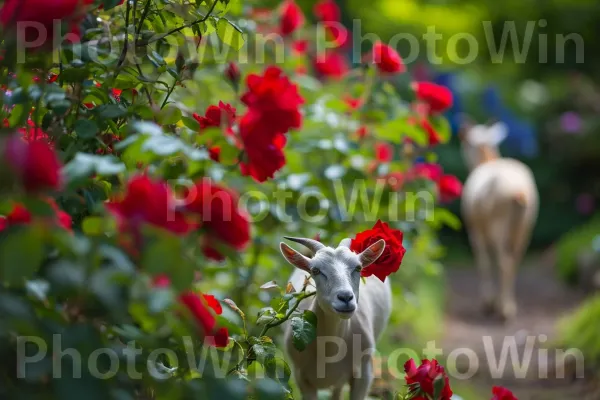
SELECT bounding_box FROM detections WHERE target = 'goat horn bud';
[283,237,325,255]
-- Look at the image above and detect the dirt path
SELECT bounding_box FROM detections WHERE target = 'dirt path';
[442,253,599,399]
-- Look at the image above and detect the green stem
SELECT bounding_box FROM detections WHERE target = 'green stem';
[141,0,218,45]
[115,0,132,75]
[160,82,176,109]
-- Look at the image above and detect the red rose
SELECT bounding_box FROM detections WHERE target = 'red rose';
[350,220,406,282]
[18,126,54,147]
[409,163,443,181]
[241,66,304,140]
[239,112,287,182]
[314,0,340,22]
[184,180,251,261]
[0,0,91,49]
[154,276,229,348]
[106,175,193,236]
[344,96,362,111]
[375,142,393,162]
[0,200,72,233]
[224,62,241,85]
[193,101,236,132]
[292,40,308,54]
[404,359,453,400]
[491,386,518,400]
[370,42,405,74]
[437,174,462,203]
[179,292,229,348]
[313,52,349,80]
[4,134,62,193]
[279,0,304,36]
[413,82,453,114]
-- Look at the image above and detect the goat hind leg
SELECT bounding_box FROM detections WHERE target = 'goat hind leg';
[470,231,496,314]
[495,241,517,321]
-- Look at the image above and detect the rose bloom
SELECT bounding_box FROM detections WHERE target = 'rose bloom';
[0,199,72,233]
[375,142,393,162]
[491,386,518,400]
[0,0,92,49]
[313,52,349,80]
[437,174,463,203]
[279,0,304,36]
[413,82,453,114]
[404,358,453,400]
[106,175,193,236]
[4,133,62,193]
[370,41,405,74]
[224,62,241,85]
[184,180,251,261]
[313,0,340,22]
[239,111,287,182]
[241,66,304,140]
[350,220,406,282]
[153,276,229,348]
[193,101,236,132]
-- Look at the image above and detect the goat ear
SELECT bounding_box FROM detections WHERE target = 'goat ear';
[359,239,386,267]
[487,121,508,146]
[280,242,311,272]
[338,238,352,248]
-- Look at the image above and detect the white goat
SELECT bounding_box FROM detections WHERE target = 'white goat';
[279,237,392,400]
[460,121,539,320]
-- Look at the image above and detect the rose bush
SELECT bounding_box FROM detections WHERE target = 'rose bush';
[0,1,496,399]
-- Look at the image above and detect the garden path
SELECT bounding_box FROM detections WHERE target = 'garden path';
[442,251,599,400]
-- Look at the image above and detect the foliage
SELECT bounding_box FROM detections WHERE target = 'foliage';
[0,0,471,399]
[558,293,600,367]
[555,214,600,284]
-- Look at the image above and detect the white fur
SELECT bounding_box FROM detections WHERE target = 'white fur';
[280,241,392,400]
[461,123,539,320]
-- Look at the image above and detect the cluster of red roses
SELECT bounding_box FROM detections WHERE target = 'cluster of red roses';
[405,358,519,400]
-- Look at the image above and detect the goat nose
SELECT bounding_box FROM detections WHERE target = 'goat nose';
[337,291,354,303]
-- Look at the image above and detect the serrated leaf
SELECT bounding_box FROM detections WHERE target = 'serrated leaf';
[290,310,317,351]
[216,18,245,50]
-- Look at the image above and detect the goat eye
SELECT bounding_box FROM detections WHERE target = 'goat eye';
[310,267,321,275]
[355,266,362,272]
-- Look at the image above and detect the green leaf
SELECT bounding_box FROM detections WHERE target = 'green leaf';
[96,104,127,120]
[290,310,317,351]
[216,18,245,50]
[63,153,126,185]
[158,105,182,125]
[182,116,200,131]
[0,226,45,286]
[433,208,462,230]
[101,0,123,11]
[74,119,99,139]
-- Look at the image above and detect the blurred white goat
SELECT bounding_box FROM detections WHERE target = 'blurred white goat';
[460,121,539,320]
[279,237,391,400]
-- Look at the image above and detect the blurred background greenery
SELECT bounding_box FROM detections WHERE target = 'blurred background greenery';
[254,0,600,255]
